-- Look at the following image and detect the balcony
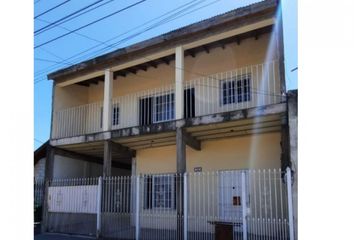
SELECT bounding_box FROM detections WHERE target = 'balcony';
[52,60,282,139]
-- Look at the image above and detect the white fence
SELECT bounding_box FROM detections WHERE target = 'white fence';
[52,61,282,139]
[41,167,295,239]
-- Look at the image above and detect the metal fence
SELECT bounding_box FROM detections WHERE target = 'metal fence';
[52,60,282,139]
[34,179,45,222]
[39,168,295,240]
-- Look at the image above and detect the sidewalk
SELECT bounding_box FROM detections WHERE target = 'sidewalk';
[34,233,96,240]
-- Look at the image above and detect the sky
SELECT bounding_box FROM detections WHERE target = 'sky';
[34,0,297,149]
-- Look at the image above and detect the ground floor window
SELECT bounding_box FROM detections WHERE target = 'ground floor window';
[143,175,175,209]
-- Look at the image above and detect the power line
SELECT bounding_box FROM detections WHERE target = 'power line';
[34,0,71,19]
[35,57,73,66]
[38,47,74,65]
[34,0,104,34]
[34,0,209,81]
[34,0,147,49]
[35,0,115,36]
[36,18,112,47]
[34,0,202,79]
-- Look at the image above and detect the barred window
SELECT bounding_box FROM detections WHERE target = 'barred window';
[143,175,175,209]
[221,74,251,105]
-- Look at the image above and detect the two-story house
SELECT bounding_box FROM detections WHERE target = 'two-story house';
[39,0,297,239]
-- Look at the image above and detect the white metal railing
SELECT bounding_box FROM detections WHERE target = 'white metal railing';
[41,168,295,239]
[52,61,281,139]
[52,101,103,138]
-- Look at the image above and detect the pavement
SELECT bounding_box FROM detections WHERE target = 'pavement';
[34,233,96,240]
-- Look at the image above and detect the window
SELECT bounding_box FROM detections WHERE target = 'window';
[100,105,120,127]
[184,88,195,118]
[221,74,251,105]
[112,104,119,126]
[154,93,175,123]
[143,175,175,209]
[139,93,175,126]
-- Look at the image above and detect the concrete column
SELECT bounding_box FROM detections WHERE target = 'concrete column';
[288,90,298,237]
[175,46,184,120]
[103,69,113,131]
[176,127,186,173]
[176,127,186,240]
[103,140,112,177]
[131,157,137,176]
[41,145,55,233]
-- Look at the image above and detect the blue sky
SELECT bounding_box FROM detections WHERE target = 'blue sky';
[34,0,297,149]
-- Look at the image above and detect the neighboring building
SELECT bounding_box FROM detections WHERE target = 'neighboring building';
[38,0,297,239]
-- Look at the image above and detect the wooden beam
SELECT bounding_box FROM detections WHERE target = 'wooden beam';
[114,71,126,78]
[77,82,89,87]
[203,46,210,54]
[161,57,170,65]
[186,50,195,58]
[140,65,147,71]
[128,68,137,74]
[236,37,241,45]
[182,129,201,151]
[149,61,158,68]
[54,146,131,170]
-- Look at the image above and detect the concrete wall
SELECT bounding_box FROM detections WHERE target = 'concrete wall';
[288,90,298,236]
[52,155,130,179]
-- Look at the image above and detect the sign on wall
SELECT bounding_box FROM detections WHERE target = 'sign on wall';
[48,185,98,214]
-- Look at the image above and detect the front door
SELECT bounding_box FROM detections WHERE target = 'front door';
[218,170,249,232]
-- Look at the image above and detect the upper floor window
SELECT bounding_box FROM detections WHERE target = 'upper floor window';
[112,104,119,126]
[100,104,120,128]
[154,93,175,123]
[220,74,251,105]
[139,92,175,126]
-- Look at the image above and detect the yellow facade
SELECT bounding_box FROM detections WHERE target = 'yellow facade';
[137,131,281,174]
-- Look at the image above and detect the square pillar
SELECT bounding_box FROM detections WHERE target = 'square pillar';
[103,69,113,131]
[175,46,184,120]
[176,127,186,240]
[103,140,112,177]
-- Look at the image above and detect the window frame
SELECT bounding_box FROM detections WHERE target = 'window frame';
[151,175,175,209]
[112,103,119,126]
[152,91,175,123]
[139,91,175,126]
[143,174,175,210]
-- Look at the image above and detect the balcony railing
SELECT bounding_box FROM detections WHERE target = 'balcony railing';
[52,60,282,139]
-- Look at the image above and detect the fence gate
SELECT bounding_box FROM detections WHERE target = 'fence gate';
[100,176,136,239]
